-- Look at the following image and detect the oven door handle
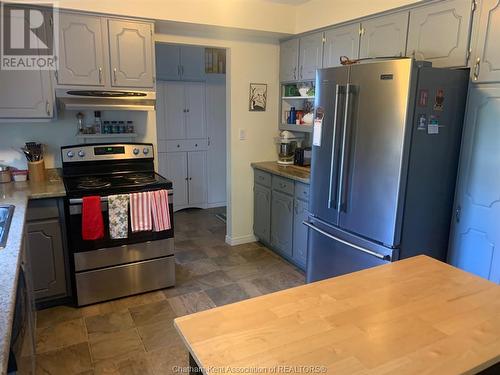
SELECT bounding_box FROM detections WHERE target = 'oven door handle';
[69,190,173,205]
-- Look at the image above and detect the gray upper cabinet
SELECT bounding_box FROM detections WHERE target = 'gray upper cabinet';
[298,32,324,80]
[156,44,182,81]
[280,38,300,82]
[108,19,154,88]
[359,12,409,59]
[156,44,205,81]
[58,13,107,86]
[471,0,500,82]
[271,190,294,257]
[407,0,473,68]
[323,24,360,67]
[0,70,53,119]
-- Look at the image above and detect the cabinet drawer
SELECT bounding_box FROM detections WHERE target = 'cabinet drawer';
[295,182,310,201]
[164,139,208,152]
[272,175,294,195]
[26,199,60,221]
[254,170,271,187]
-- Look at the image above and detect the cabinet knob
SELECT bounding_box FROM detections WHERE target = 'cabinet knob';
[189,177,192,180]
[473,58,481,81]
[177,144,180,148]
[195,144,198,147]
[113,68,117,83]
[98,67,103,83]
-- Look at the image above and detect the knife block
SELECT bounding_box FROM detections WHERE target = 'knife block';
[28,160,46,182]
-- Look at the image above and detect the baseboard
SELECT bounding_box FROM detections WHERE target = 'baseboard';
[225,233,257,246]
[205,202,226,209]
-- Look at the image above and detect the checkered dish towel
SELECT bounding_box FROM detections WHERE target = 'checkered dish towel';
[108,194,129,239]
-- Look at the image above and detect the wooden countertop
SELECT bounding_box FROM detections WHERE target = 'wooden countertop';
[251,161,310,184]
[174,256,500,375]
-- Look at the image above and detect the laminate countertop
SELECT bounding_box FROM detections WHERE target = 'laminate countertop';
[251,161,310,184]
[175,255,500,375]
[0,169,66,374]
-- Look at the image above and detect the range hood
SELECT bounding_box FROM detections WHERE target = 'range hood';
[56,89,156,111]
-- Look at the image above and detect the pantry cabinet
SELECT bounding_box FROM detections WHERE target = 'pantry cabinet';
[323,24,360,68]
[359,12,409,59]
[156,44,205,81]
[470,0,500,82]
[58,13,107,86]
[57,13,154,88]
[448,85,500,283]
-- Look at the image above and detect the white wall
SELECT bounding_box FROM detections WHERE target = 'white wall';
[155,26,279,245]
[0,111,157,170]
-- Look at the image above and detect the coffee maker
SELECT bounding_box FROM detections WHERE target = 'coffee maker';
[276,131,299,165]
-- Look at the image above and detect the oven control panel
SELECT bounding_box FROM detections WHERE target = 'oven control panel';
[62,143,154,163]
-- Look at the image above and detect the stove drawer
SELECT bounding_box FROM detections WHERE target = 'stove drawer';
[74,238,174,271]
[76,255,175,306]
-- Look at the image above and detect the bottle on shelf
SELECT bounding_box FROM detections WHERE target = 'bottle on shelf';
[94,111,102,134]
[289,107,296,125]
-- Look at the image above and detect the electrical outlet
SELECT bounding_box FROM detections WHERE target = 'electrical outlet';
[239,129,246,140]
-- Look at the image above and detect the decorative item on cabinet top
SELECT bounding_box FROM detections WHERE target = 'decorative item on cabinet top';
[205,48,226,74]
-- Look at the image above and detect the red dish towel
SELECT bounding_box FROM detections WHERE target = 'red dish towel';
[130,191,152,232]
[151,190,171,232]
[82,196,104,240]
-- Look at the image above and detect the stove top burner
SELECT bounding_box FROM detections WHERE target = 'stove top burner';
[123,173,157,184]
[76,177,112,189]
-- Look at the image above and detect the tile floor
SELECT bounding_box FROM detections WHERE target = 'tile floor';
[34,208,305,374]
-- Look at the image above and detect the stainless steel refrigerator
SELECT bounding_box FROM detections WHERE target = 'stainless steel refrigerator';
[306,58,468,283]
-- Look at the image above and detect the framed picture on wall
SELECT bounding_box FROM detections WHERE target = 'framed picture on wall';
[249,83,267,111]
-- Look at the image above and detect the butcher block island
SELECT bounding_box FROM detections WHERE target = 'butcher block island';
[174,256,500,375]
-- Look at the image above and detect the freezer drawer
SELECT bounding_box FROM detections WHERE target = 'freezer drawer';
[305,219,395,283]
[76,256,175,306]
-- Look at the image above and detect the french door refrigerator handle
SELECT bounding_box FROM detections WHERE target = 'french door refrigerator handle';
[328,84,343,209]
[337,83,353,213]
[303,221,391,261]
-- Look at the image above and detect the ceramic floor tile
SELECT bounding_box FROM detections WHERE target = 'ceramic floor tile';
[36,305,82,329]
[136,320,181,352]
[175,249,209,264]
[211,253,248,267]
[36,342,92,375]
[36,318,88,354]
[181,258,220,276]
[79,301,116,318]
[88,328,145,363]
[110,291,166,312]
[167,291,216,317]
[205,283,250,306]
[146,342,189,375]
[85,310,135,335]
[93,351,154,375]
[129,300,176,327]
[191,270,234,289]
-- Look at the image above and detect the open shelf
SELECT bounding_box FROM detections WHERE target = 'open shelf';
[76,133,138,140]
[279,123,313,133]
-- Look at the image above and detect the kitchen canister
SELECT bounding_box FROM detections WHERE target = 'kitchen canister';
[0,165,12,183]
[28,160,46,182]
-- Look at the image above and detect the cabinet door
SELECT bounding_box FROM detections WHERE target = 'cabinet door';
[0,70,53,118]
[187,151,207,206]
[471,0,500,82]
[323,24,360,68]
[160,152,188,209]
[58,13,107,86]
[280,38,299,82]
[26,219,67,300]
[108,19,154,88]
[448,85,500,283]
[299,32,324,80]
[271,190,294,257]
[156,44,181,81]
[185,82,206,139]
[254,184,271,244]
[359,12,409,59]
[293,198,309,269]
[161,81,186,140]
[407,0,473,68]
[180,45,205,81]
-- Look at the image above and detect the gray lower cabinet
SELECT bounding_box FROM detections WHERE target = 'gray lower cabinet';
[254,184,271,244]
[292,198,309,268]
[271,190,294,258]
[25,199,68,302]
[253,169,310,270]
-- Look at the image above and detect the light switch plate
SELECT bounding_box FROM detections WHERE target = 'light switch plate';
[239,129,246,140]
